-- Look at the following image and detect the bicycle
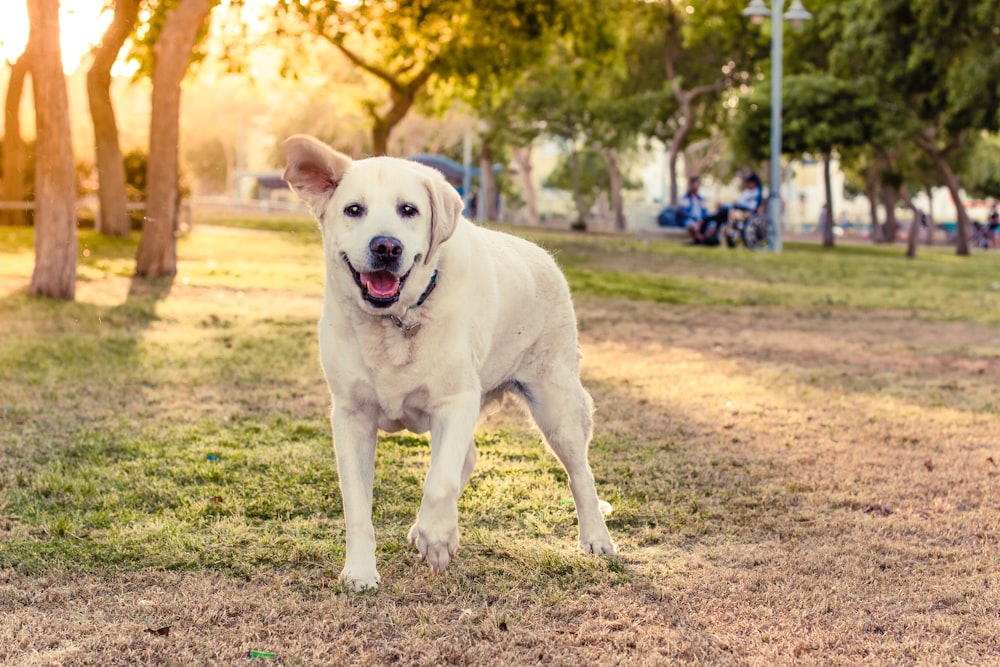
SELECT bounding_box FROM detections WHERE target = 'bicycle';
[970,221,992,249]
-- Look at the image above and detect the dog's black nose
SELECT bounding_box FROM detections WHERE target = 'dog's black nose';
[369,236,403,265]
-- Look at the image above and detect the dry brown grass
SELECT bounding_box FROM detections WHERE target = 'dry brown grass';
[2,227,999,666]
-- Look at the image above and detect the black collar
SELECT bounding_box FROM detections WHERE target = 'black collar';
[414,269,438,307]
[383,269,438,335]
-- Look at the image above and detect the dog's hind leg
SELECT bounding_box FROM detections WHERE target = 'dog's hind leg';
[521,370,616,556]
[460,438,478,493]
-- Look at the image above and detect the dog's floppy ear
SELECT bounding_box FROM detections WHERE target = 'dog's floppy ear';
[423,172,464,265]
[281,135,352,215]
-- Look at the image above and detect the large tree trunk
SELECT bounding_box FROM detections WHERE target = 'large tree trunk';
[512,145,538,225]
[135,0,213,278]
[821,153,836,248]
[604,148,626,231]
[2,52,30,226]
[27,0,77,300]
[87,0,139,237]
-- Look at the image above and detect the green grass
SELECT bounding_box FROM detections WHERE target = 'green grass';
[518,229,1000,320]
[1,222,998,585]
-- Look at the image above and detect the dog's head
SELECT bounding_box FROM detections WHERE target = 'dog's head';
[282,135,463,312]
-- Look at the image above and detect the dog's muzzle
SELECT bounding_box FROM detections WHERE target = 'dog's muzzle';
[343,236,411,308]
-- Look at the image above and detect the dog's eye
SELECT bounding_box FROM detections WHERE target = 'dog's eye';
[398,203,419,218]
[344,203,366,218]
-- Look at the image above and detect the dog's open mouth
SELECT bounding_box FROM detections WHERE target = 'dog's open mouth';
[343,256,409,307]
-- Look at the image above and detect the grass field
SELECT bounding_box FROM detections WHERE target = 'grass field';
[1,221,999,665]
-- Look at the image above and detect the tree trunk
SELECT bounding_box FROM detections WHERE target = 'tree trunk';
[905,213,920,259]
[135,0,213,278]
[27,0,77,300]
[329,42,436,157]
[477,142,494,223]
[604,148,626,231]
[913,131,970,256]
[822,153,836,248]
[865,164,881,242]
[569,145,586,230]
[899,187,920,259]
[512,145,538,225]
[666,135,683,207]
[880,186,900,243]
[87,0,139,237]
[2,52,30,226]
[371,119,391,157]
[924,186,934,246]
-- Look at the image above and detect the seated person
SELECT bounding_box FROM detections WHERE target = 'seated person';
[699,173,764,245]
[679,175,708,243]
[988,201,999,248]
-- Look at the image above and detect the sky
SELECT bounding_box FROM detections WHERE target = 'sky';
[0,0,111,72]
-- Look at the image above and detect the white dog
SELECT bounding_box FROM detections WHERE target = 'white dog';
[282,135,616,591]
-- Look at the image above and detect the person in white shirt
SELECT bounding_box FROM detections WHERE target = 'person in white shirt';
[699,173,764,246]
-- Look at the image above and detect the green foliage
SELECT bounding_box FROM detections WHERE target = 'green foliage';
[128,0,219,80]
[542,148,640,218]
[731,74,877,163]
[832,0,1000,139]
[961,134,1000,200]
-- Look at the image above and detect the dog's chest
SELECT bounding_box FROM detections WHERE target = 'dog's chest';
[327,324,437,428]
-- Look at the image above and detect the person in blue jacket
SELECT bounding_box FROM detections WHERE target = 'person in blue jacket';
[679,175,709,244]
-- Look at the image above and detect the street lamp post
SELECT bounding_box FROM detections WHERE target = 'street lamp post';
[742,0,812,252]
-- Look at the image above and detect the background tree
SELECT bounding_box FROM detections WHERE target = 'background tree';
[2,52,30,226]
[832,0,1000,256]
[135,0,215,278]
[26,0,77,300]
[629,0,766,205]
[281,0,565,157]
[731,74,876,247]
[961,135,1000,201]
[87,0,141,237]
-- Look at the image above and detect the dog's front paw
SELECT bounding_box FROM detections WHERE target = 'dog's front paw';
[340,565,381,592]
[580,531,618,557]
[408,520,460,573]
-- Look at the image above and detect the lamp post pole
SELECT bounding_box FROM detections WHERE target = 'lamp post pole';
[769,2,784,252]
[743,0,811,253]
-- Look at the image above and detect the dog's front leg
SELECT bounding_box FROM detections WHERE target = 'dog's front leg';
[408,391,480,573]
[332,405,380,591]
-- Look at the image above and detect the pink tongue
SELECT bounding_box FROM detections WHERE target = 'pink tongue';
[362,271,400,297]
